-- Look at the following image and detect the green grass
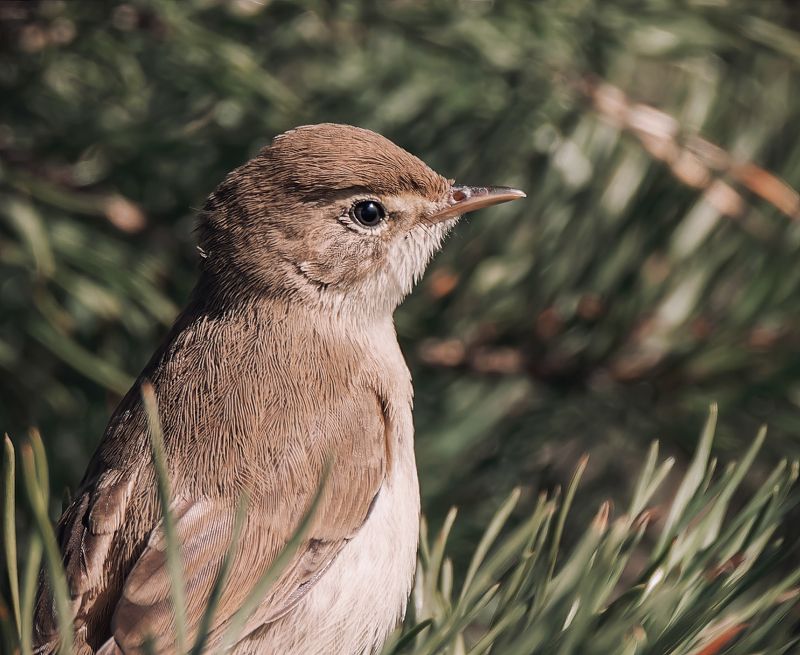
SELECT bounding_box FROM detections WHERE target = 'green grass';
[2,404,797,654]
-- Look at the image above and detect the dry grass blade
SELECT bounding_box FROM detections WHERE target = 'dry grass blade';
[586,79,800,221]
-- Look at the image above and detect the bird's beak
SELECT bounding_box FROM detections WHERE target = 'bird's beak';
[427,185,526,224]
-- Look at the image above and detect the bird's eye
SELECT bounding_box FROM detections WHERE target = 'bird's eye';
[350,200,386,227]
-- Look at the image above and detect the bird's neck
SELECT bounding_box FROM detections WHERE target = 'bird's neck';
[191,270,399,328]
[179,274,399,352]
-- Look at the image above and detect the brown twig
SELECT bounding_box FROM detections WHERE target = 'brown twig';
[584,78,800,221]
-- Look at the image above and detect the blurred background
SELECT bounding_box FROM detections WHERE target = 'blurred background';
[2,0,800,560]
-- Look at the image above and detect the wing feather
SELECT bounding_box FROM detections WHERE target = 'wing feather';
[100,390,388,653]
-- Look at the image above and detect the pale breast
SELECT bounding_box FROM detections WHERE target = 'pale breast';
[229,315,420,654]
[232,433,420,655]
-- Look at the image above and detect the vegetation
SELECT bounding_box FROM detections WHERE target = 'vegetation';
[2,0,800,651]
[3,406,798,653]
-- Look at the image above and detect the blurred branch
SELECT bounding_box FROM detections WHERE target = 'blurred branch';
[583,77,800,222]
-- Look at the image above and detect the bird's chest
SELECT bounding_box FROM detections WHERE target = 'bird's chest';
[253,403,420,655]
[286,430,420,655]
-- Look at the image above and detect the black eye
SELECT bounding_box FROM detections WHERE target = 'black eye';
[350,200,386,227]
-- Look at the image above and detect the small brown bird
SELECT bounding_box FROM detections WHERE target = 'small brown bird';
[34,124,524,654]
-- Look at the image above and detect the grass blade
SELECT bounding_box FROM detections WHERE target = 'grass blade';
[459,488,520,603]
[141,381,186,654]
[2,435,20,636]
[20,532,43,655]
[656,404,717,556]
[188,494,249,655]
[218,464,329,651]
[21,443,73,654]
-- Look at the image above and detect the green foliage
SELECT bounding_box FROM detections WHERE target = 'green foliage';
[394,410,800,654]
[2,0,800,650]
[2,409,798,653]
[2,0,800,537]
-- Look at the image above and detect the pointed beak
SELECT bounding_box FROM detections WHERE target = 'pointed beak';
[427,185,526,224]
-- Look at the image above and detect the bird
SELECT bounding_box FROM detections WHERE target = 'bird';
[33,123,525,654]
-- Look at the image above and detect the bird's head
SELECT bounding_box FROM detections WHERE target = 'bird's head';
[198,123,524,318]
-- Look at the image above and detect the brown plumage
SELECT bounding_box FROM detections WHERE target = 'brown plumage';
[33,124,524,654]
